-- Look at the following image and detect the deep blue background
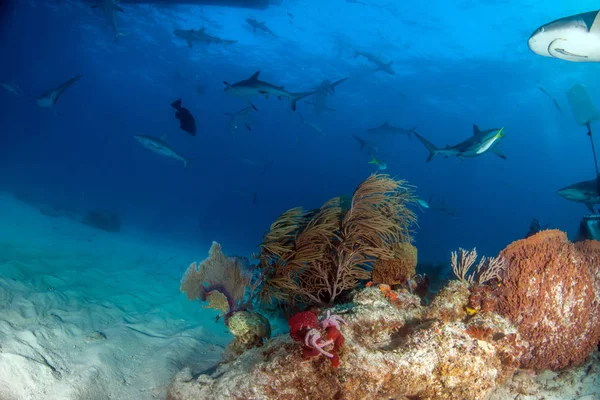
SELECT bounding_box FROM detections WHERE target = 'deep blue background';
[1,0,599,263]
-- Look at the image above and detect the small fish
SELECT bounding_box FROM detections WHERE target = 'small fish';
[368,154,387,170]
[416,198,430,209]
[134,135,189,167]
[0,82,19,96]
[171,99,196,136]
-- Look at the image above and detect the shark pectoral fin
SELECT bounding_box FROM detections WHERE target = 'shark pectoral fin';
[493,148,507,160]
[117,6,124,12]
[590,11,600,34]
[587,203,596,213]
[245,123,251,131]
[187,40,193,48]
[277,96,282,100]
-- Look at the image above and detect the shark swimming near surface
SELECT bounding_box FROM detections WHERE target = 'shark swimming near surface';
[134,135,189,168]
[414,125,506,162]
[173,28,237,48]
[354,50,395,75]
[305,78,348,116]
[528,10,600,62]
[223,71,315,111]
[367,121,416,137]
[36,74,84,109]
[557,176,600,212]
[92,0,127,41]
[246,18,278,38]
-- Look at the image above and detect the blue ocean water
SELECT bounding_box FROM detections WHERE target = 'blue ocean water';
[1,0,599,266]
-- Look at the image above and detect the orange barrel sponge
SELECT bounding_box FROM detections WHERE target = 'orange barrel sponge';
[496,229,600,370]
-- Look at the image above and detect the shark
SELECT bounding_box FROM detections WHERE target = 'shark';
[353,134,378,154]
[134,135,189,168]
[298,113,324,135]
[414,125,506,162]
[367,121,416,137]
[305,78,348,116]
[226,105,257,136]
[92,0,127,42]
[557,176,600,212]
[528,10,600,62]
[354,50,395,75]
[246,18,278,38]
[36,74,84,109]
[173,28,237,48]
[223,71,315,111]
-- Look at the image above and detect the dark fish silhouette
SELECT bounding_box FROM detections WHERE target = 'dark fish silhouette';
[171,99,196,136]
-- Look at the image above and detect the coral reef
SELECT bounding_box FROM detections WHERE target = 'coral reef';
[167,286,524,400]
[371,242,418,286]
[495,230,600,371]
[257,173,417,307]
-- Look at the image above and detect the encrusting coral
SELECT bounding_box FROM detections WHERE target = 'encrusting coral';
[257,173,417,307]
[495,229,600,371]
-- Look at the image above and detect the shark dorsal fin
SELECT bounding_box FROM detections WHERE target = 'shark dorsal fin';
[249,71,260,80]
[473,124,481,136]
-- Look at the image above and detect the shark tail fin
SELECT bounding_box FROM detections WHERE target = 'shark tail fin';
[289,92,315,111]
[171,99,182,110]
[414,133,439,162]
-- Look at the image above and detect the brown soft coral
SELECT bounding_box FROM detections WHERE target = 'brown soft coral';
[371,242,418,286]
[495,229,600,371]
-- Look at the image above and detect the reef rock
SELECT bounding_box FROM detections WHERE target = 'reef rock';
[167,286,523,400]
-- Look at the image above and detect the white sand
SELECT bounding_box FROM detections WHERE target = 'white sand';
[0,192,229,399]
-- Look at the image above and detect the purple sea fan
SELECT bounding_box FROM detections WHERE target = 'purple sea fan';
[180,241,251,319]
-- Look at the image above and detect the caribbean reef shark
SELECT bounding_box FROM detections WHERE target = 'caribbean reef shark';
[414,125,506,162]
[305,78,348,116]
[368,121,416,137]
[173,28,237,48]
[557,176,600,212]
[528,10,600,62]
[354,50,395,75]
[353,134,378,154]
[92,0,127,42]
[134,135,189,168]
[223,71,315,111]
[36,74,84,109]
[246,18,278,38]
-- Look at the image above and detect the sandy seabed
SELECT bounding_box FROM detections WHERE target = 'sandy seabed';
[0,192,226,399]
